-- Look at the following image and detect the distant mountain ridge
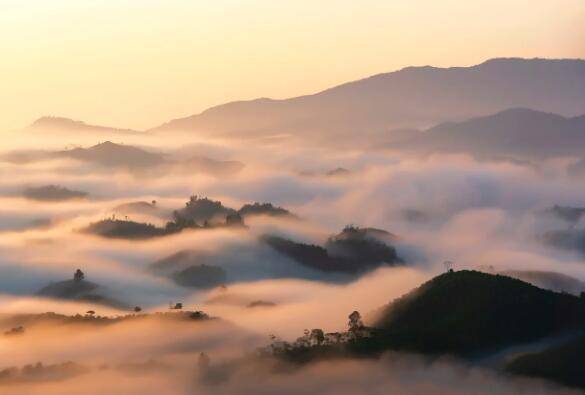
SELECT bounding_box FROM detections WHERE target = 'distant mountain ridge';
[29,116,140,134]
[151,58,585,145]
[389,108,585,159]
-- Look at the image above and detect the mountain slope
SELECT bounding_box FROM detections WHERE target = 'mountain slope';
[499,270,585,296]
[29,116,140,134]
[57,141,166,168]
[390,108,585,159]
[152,58,585,144]
[368,271,585,355]
[37,279,128,309]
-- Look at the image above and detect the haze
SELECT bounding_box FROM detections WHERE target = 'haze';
[0,0,583,131]
[2,2,585,394]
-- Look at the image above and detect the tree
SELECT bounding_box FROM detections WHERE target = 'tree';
[310,329,325,346]
[226,213,244,227]
[134,306,142,313]
[348,311,364,332]
[73,269,85,282]
[86,310,95,317]
[443,260,454,272]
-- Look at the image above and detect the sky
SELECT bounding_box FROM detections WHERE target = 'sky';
[0,0,583,132]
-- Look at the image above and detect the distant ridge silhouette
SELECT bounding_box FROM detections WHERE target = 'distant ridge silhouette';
[152,58,585,145]
[29,116,140,135]
[389,108,585,159]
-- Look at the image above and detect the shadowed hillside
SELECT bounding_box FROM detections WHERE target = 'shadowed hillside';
[263,226,401,274]
[368,271,585,356]
[22,185,88,201]
[149,250,227,289]
[57,141,166,168]
[37,270,129,309]
[269,271,585,366]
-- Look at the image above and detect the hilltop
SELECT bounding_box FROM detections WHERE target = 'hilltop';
[368,271,585,356]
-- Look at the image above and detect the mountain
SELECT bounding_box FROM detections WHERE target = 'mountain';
[237,202,294,218]
[506,335,585,390]
[499,270,585,296]
[85,219,169,239]
[152,58,585,145]
[368,271,585,356]
[57,141,166,168]
[29,116,139,134]
[149,250,227,289]
[37,279,128,309]
[172,196,237,226]
[8,141,245,175]
[22,185,88,201]
[262,226,401,273]
[389,108,585,160]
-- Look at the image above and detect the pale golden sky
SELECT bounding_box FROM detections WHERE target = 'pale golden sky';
[0,0,583,131]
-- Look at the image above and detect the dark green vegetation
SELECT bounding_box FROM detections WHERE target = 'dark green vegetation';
[238,202,293,218]
[85,218,169,239]
[37,270,129,309]
[86,196,291,240]
[269,271,585,367]
[0,310,213,332]
[149,250,227,289]
[172,265,227,289]
[369,271,585,356]
[23,184,87,201]
[263,225,401,273]
[173,195,237,225]
[506,335,585,390]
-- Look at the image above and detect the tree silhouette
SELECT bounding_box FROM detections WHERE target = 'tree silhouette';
[73,269,85,282]
[310,329,325,346]
[348,311,364,335]
[443,260,454,272]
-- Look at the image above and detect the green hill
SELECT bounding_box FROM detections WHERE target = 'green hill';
[365,270,585,356]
